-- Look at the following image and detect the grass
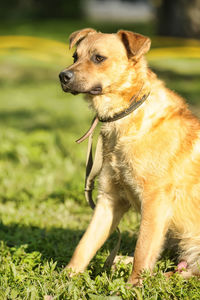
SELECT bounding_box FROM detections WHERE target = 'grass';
[0,19,200,299]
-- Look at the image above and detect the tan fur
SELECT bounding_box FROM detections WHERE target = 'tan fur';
[59,28,200,285]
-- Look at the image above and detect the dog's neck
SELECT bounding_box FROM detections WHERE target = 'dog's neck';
[91,59,151,122]
[91,68,185,139]
[97,89,150,123]
[91,87,151,131]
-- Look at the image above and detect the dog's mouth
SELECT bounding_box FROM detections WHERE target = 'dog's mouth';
[89,86,102,95]
[61,83,102,96]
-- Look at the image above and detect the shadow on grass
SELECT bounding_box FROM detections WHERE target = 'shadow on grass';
[0,221,137,268]
[0,222,84,267]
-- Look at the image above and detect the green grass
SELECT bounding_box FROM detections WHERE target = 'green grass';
[0,19,200,299]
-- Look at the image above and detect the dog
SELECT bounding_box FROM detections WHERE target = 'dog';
[59,28,200,285]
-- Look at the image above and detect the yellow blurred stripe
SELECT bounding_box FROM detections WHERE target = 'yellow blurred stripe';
[0,35,70,57]
[152,36,200,47]
[0,35,200,61]
[148,47,200,60]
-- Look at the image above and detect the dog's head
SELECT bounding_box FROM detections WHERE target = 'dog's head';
[59,28,151,96]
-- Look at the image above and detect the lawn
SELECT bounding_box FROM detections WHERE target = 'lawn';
[0,19,200,299]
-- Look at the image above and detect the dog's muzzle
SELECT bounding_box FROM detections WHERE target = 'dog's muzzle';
[59,70,74,85]
[59,70,102,95]
[59,70,79,94]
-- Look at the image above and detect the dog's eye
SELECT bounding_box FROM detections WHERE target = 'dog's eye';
[73,52,78,63]
[92,54,107,64]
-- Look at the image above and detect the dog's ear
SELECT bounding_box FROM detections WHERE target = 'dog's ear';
[69,28,97,49]
[117,30,151,60]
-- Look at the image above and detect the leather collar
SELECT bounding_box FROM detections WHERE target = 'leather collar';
[98,92,150,123]
[76,89,150,144]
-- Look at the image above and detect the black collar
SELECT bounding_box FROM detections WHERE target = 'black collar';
[76,89,150,144]
[98,92,150,123]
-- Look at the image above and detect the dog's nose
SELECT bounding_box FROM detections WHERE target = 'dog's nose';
[59,70,74,83]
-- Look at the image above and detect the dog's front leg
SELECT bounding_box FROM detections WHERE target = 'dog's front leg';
[128,198,171,285]
[67,194,129,274]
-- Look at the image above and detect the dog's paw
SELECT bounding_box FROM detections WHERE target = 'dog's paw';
[164,261,189,279]
[63,264,81,277]
[113,255,133,266]
[176,261,187,273]
[127,275,143,287]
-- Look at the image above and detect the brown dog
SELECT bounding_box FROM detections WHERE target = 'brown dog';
[59,28,200,285]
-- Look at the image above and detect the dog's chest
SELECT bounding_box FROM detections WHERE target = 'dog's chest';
[103,133,142,207]
[110,148,134,185]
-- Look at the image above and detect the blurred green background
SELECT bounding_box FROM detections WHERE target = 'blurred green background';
[0,0,200,270]
[0,0,200,298]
